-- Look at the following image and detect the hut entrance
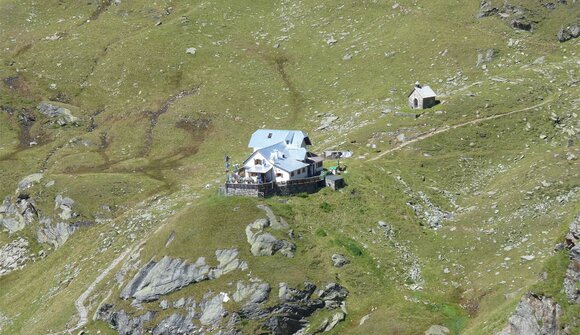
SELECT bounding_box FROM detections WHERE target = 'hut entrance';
[413,98,418,108]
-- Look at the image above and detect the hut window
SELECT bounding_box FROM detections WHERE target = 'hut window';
[254,159,262,165]
[268,133,272,138]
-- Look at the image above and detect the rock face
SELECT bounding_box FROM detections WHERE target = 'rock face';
[0,238,30,277]
[200,293,228,326]
[0,195,37,233]
[121,249,246,302]
[237,281,348,335]
[496,293,561,335]
[36,217,77,249]
[246,218,295,257]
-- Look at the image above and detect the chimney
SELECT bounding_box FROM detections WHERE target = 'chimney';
[415,81,421,88]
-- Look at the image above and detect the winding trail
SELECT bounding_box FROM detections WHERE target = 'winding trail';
[369,99,551,162]
[70,247,133,333]
[66,190,190,334]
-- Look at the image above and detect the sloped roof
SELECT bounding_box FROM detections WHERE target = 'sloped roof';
[244,142,309,173]
[408,85,437,98]
[248,129,311,150]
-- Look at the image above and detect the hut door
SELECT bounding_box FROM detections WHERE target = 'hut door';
[413,98,418,108]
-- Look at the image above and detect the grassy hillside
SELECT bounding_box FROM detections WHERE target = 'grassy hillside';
[0,0,578,334]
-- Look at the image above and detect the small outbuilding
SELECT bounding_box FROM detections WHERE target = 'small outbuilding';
[408,82,437,109]
[325,175,345,190]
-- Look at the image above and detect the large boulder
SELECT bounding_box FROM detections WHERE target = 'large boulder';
[246,218,295,257]
[558,24,580,42]
[37,102,79,126]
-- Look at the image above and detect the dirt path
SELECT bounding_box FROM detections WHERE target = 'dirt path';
[66,190,190,334]
[369,99,551,162]
[69,247,134,333]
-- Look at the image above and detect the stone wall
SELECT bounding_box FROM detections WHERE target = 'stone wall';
[222,178,324,197]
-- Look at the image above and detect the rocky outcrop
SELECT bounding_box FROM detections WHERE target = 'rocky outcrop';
[558,24,580,42]
[496,293,561,335]
[96,304,155,335]
[0,238,30,277]
[0,195,37,233]
[152,313,196,335]
[238,281,349,335]
[233,281,271,304]
[37,102,79,126]
[246,218,295,257]
[200,293,228,326]
[499,216,580,334]
[36,217,77,249]
[121,249,246,302]
[16,173,43,191]
[54,194,75,220]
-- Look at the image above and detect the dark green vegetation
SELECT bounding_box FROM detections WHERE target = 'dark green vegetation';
[0,0,578,334]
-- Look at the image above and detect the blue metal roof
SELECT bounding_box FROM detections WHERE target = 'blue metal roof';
[248,129,311,150]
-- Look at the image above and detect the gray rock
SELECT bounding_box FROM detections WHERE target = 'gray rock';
[511,20,531,31]
[36,217,77,249]
[186,47,196,55]
[476,49,496,67]
[246,218,295,257]
[318,283,349,309]
[173,297,186,309]
[200,293,227,326]
[0,196,37,233]
[279,282,316,302]
[152,313,196,335]
[96,304,155,335]
[476,0,498,18]
[558,24,580,42]
[324,311,345,332]
[160,300,168,310]
[121,256,210,302]
[425,325,450,335]
[121,250,246,302]
[233,281,270,304]
[210,248,243,278]
[496,293,561,335]
[55,195,75,220]
[331,254,349,268]
[37,102,79,126]
[17,173,43,190]
[0,238,30,277]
